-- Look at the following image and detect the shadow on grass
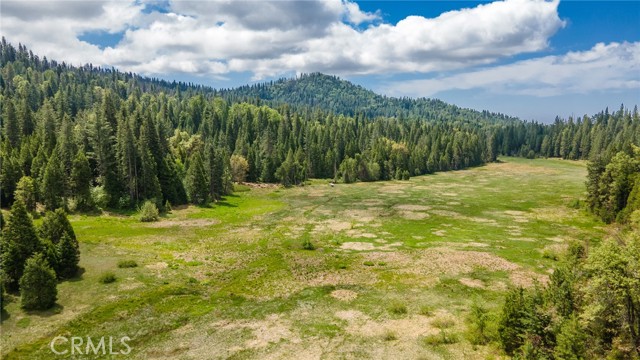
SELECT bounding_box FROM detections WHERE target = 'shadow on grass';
[1,306,11,322]
[215,200,238,208]
[24,303,64,318]
[66,267,86,283]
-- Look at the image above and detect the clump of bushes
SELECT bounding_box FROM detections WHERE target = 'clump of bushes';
[117,260,138,268]
[98,271,117,284]
[138,201,159,222]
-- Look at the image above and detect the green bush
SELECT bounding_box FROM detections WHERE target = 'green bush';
[423,330,458,346]
[383,329,397,341]
[90,186,109,210]
[117,260,138,268]
[19,254,58,310]
[138,201,159,222]
[98,271,117,284]
[432,316,455,329]
[419,305,433,316]
[302,238,315,250]
[466,303,490,345]
[389,302,408,315]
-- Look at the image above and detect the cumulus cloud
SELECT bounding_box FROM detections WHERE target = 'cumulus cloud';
[0,0,564,79]
[383,41,640,97]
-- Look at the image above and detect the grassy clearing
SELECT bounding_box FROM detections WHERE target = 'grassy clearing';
[0,157,606,359]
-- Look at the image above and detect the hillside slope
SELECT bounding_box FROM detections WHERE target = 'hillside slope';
[219,73,517,123]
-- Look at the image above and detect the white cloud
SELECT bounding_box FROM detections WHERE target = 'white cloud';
[0,0,564,79]
[383,41,640,97]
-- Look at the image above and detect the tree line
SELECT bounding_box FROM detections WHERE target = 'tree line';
[0,40,496,211]
[1,39,637,213]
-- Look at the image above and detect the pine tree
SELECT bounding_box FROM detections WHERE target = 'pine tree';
[138,148,162,204]
[18,98,35,136]
[39,209,76,245]
[185,152,209,205]
[14,176,36,212]
[89,111,122,207]
[554,315,586,360]
[40,239,59,278]
[498,288,529,355]
[56,233,80,279]
[41,149,66,210]
[3,98,20,147]
[19,253,58,310]
[0,149,23,205]
[116,116,139,204]
[0,199,40,289]
[70,150,93,210]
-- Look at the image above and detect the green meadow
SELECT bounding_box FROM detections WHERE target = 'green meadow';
[1,157,606,359]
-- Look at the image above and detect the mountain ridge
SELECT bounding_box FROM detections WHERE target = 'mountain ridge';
[218,72,519,123]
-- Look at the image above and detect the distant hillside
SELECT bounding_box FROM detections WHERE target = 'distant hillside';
[218,73,517,123]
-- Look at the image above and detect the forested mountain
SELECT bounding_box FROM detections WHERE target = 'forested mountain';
[218,72,518,123]
[0,39,638,212]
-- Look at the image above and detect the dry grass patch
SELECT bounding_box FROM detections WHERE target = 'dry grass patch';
[146,261,168,270]
[459,277,485,289]
[394,204,432,211]
[399,211,430,220]
[330,289,358,302]
[144,218,220,228]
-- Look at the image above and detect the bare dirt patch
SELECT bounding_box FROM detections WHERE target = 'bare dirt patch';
[145,218,220,228]
[440,241,489,248]
[336,310,439,339]
[341,242,376,251]
[399,211,429,220]
[146,261,168,270]
[432,229,446,237]
[342,209,377,223]
[330,289,358,302]
[510,270,548,287]
[345,230,377,238]
[394,204,431,211]
[441,192,458,197]
[313,219,352,233]
[459,277,485,288]
[503,210,530,223]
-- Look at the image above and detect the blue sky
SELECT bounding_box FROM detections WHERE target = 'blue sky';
[1,0,638,122]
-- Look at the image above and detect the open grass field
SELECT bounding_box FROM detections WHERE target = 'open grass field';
[0,157,607,359]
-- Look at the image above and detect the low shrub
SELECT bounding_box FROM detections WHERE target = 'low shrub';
[117,260,138,268]
[383,329,398,341]
[302,239,315,250]
[389,302,408,315]
[99,271,116,284]
[139,201,159,222]
[423,330,458,345]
